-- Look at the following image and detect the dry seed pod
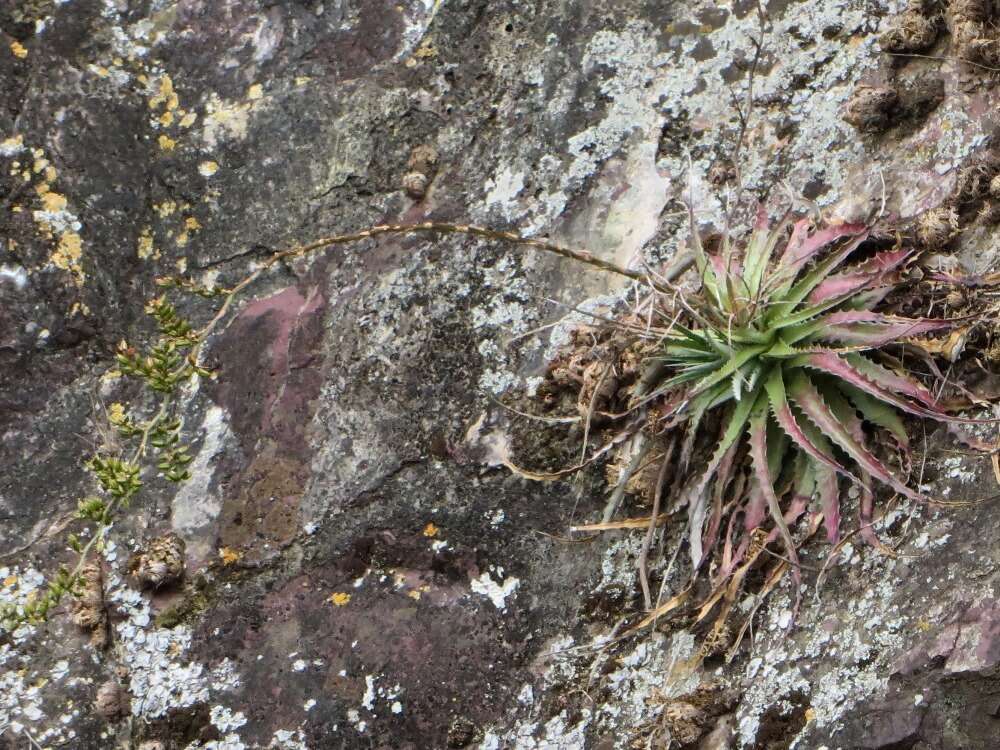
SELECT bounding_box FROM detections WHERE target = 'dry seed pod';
[949,0,994,24]
[945,287,968,307]
[980,201,1000,224]
[402,171,429,199]
[951,18,994,60]
[842,84,899,133]
[407,144,438,174]
[131,532,185,588]
[70,562,108,648]
[914,205,959,247]
[879,11,940,53]
[94,680,129,722]
[662,701,708,745]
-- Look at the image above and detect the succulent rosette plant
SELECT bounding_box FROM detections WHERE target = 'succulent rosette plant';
[651,206,979,592]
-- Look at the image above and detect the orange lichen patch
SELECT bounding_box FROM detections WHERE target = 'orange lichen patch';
[158,134,177,151]
[422,522,439,538]
[219,546,242,565]
[40,191,67,212]
[328,592,352,606]
[10,41,27,59]
[3,574,17,587]
[52,231,84,283]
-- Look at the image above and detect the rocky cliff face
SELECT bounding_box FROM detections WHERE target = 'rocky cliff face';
[3,1,1000,748]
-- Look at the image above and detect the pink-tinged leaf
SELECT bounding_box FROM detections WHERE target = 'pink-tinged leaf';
[807,248,913,304]
[823,386,885,551]
[764,367,859,484]
[800,351,956,422]
[857,469,882,551]
[815,352,996,425]
[787,371,926,502]
[815,463,840,544]
[755,203,769,230]
[779,222,868,274]
[838,382,911,455]
[846,352,939,406]
[817,319,954,347]
[743,486,766,532]
[748,404,802,584]
[822,310,953,327]
[720,504,742,577]
[848,285,894,311]
[701,442,740,567]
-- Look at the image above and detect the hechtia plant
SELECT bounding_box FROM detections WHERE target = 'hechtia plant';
[540,204,983,630]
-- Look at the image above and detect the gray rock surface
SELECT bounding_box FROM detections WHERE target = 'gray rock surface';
[3,0,1000,748]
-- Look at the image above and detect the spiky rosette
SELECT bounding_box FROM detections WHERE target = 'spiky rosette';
[658,207,974,583]
[536,202,993,643]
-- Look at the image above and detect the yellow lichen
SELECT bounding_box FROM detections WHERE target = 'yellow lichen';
[158,134,177,151]
[198,160,219,177]
[294,76,311,86]
[137,228,156,259]
[179,112,197,128]
[149,74,175,110]
[52,231,84,283]
[328,592,352,606]
[175,257,187,273]
[0,134,24,154]
[10,41,27,59]
[154,200,177,218]
[158,110,174,127]
[247,83,264,100]
[40,191,67,212]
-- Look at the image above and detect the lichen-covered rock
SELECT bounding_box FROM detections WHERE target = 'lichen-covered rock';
[3,0,1000,748]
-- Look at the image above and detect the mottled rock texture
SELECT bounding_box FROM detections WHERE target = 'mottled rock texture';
[3,0,1000,748]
